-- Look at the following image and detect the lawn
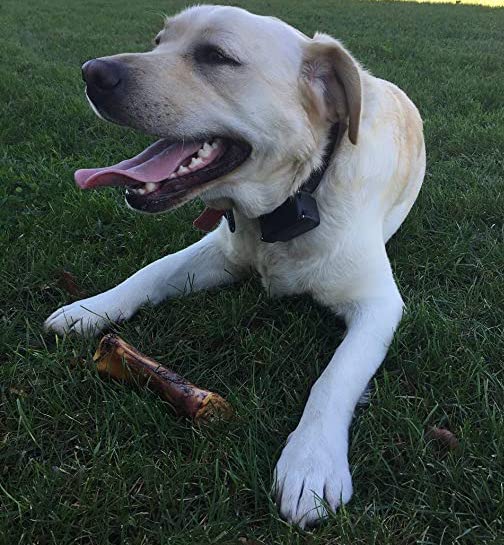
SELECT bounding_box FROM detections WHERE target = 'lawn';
[1,0,503,543]
[396,0,504,6]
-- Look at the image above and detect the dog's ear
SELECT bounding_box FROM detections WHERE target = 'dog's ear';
[300,33,362,145]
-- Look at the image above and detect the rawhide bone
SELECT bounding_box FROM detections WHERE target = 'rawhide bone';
[93,334,233,422]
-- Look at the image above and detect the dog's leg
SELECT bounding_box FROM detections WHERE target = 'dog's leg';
[45,228,242,336]
[273,262,403,528]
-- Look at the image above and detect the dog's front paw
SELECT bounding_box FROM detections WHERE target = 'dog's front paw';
[273,428,352,529]
[44,293,130,336]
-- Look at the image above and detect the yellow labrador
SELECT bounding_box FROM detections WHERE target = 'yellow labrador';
[46,5,425,528]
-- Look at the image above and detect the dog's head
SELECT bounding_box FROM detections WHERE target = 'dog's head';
[77,5,362,217]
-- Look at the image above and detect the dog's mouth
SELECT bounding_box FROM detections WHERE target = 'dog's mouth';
[74,137,251,213]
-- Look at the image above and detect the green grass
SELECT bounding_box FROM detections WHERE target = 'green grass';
[1,0,503,543]
[390,0,504,6]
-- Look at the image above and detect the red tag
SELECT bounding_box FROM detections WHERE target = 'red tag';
[193,207,226,232]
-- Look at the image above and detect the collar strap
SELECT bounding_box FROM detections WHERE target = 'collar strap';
[193,122,342,238]
[193,207,227,232]
[298,122,342,194]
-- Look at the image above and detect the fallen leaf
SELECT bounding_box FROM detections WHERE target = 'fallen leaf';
[57,270,87,299]
[426,427,459,450]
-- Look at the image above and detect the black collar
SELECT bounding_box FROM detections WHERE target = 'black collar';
[227,122,342,243]
[297,122,342,195]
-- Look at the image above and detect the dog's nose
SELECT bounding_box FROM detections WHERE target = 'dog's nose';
[82,59,125,92]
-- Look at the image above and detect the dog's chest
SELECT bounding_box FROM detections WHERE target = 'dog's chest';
[253,242,316,295]
[226,222,343,298]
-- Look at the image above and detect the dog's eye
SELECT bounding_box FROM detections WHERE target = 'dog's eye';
[194,44,240,66]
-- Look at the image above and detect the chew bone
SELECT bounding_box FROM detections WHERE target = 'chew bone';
[93,334,233,422]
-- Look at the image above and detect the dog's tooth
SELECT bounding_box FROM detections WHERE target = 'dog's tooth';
[198,143,212,158]
[211,139,222,150]
[145,182,157,193]
[137,187,146,195]
[189,157,204,169]
[169,173,177,179]
[177,165,189,175]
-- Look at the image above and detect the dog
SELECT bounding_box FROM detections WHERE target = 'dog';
[45,4,426,528]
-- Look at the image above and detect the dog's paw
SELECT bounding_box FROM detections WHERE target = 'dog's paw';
[273,429,352,529]
[44,294,129,336]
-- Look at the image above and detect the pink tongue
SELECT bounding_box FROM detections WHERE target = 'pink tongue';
[74,139,203,189]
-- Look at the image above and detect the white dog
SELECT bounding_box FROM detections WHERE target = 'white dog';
[45,5,425,528]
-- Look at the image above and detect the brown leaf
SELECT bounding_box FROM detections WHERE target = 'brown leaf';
[57,270,87,299]
[426,427,459,450]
